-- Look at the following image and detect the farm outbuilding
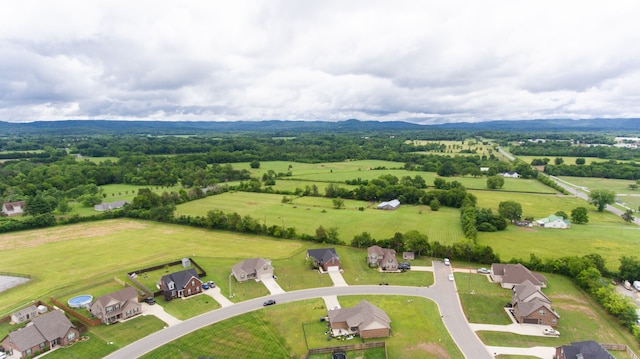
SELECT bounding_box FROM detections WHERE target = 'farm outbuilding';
[377,199,400,210]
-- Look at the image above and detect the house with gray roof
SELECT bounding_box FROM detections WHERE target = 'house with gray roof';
[511,280,559,327]
[328,300,391,339]
[491,263,547,289]
[94,200,130,211]
[366,246,398,271]
[555,340,614,359]
[232,258,274,282]
[306,248,341,272]
[159,268,203,300]
[90,286,141,324]
[1,309,79,358]
[376,199,400,210]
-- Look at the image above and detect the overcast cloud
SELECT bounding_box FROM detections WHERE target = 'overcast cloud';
[1,1,639,123]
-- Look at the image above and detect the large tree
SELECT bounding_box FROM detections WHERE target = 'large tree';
[570,207,589,224]
[404,230,430,256]
[486,175,505,189]
[622,209,635,223]
[498,200,523,223]
[619,256,640,281]
[588,189,616,212]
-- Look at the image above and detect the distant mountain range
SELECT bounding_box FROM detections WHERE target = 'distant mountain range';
[0,118,638,135]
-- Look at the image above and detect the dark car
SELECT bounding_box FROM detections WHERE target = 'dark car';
[202,283,210,290]
[332,352,347,359]
[398,262,411,270]
[263,299,276,306]
[142,297,156,305]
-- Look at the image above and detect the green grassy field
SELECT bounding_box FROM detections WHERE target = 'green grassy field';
[175,191,465,243]
[556,176,639,194]
[140,296,464,359]
[515,155,638,165]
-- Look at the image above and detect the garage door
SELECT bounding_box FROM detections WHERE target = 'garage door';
[327,266,340,273]
[523,318,539,324]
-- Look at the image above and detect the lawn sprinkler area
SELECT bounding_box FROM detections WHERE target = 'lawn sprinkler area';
[68,294,93,309]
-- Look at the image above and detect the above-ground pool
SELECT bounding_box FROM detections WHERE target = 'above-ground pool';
[68,295,93,308]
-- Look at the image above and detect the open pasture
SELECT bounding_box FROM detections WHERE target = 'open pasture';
[176,191,465,243]
[515,155,619,166]
[556,176,639,195]
[238,160,405,177]
[0,219,303,316]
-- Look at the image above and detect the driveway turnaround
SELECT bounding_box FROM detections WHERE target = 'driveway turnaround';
[328,271,348,287]
[105,260,493,359]
[260,276,286,294]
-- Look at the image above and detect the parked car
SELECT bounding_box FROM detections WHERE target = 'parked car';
[633,281,640,291]
[142,297,156,305]
[477,268,490,274]
[543,328,560,336]
[207,281,216,288]
[443,258,450,266]
[263,299,276,306]
[398,262,411,270]
[448,273,454,281]
[202,283,210,290]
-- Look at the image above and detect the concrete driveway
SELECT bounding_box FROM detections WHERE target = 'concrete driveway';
[203,286,234,308]
[410,265,432,272]
[322,295,341,310]
[328,271,348,287]
[487,345,556,358]
[141,302,181,327]
[260,276,285,294]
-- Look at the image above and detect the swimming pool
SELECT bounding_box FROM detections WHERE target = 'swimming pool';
[68,294,93,308]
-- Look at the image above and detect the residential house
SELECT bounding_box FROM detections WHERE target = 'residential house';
[511,280,559,326]
[232,258,274,282]
[10,305,39,324]
[376,199,400,210]
[306,248,341,272]
[501,172,520,178]
[1,310,79,359]
[1,201,25,216]
[93,200,129,211]
[536,215,571,229]
[159,268,203,300]
[491,263,547,289]
[328,300,391,339]
[402,252,415,261]
[555,340,614,359]
[89,287,141,324]
[366,246,398,271]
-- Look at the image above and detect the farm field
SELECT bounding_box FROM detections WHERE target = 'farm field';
[140,295,464,359]
[555,176,639,194]
[175,191,465,242]
[514,155,630,166]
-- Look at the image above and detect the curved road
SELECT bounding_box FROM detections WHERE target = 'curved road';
[105,261,492,359]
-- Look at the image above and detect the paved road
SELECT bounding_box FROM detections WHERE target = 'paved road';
[549,175,640,226]
[105,261,492,359]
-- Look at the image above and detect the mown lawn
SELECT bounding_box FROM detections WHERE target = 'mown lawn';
[158,293,220,320]
[175,191,465,243]
[457,272,512,325]
[141,296,464,359]
[556,175,639,194]
[45,315,166,359]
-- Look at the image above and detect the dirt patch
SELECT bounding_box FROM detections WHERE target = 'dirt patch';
[0,220,147,250]
[555,303,597,319]
[406,342,450,359]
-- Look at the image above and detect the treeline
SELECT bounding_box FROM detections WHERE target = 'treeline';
[511,141,639,160]
[545,161,640,180]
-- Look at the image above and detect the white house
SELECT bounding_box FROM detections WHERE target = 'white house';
[1,201,26,216]
[536,215,570,229]
[377,199,400,210]
[500,172,520,178]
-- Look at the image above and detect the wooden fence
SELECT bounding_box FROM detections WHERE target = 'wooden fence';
[49,297,102,327]
[600,343,639,359]
[305,341,386,358]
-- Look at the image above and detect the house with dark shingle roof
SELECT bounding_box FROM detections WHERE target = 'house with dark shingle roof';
[90,287,141,324]
[1,201,25,216]
[511,280,559,327]
[232,258,274,282]
[328,300,391,339]
[491,263,547,289]
[555,340,614,359]
[159,268,203,300]
[1,309,79,358]
[306,248,341,272]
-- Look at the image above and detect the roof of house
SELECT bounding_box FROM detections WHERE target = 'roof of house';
[2,201,25,210]
[537,215,570,224]
[328,300,391,329]
[6,310,74,351]
[94,200,129,211]
[232,258,271,276]
[161,268,201,290]
[492,263,546,286]
[558,340,614,359]
[12,305,38,318]
[307,248,339,263]
[515,297,557,318]
[377,199,400,209]
[92,287,138,308]
[513,280,551,304]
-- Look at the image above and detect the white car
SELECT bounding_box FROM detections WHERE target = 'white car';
[543,328,560,336]
[448,273,454,281]
[444,258,450,266]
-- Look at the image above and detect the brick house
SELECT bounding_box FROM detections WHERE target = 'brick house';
[306,248,341,272]
[366,245,398,271]
[232,258,274,282]
[328,300,391,339]
[159,268,203,300]
[555,340,614,359]
[90,287,141,324]
[491,263,547,289]
[1,310,79,358]
[511,280,559,327]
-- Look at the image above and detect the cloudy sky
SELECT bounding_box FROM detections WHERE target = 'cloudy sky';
[1,1,639,123]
